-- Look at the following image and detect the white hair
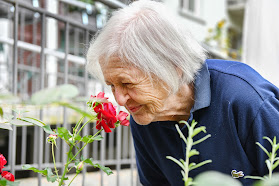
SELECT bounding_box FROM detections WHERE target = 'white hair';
[86,0,207,93]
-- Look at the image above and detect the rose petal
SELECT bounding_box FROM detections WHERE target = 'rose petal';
[1,171,15,182]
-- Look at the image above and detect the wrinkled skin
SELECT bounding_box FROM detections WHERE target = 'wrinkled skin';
[100,57,195,125]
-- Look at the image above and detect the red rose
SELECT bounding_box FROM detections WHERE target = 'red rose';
[91,92,109,103]
[94,102,117,133]
[92,92,129,133]
[0,154,7,173]
[116,111,130,126]
[1,171,15,182]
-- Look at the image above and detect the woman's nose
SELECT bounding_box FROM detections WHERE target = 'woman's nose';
[114,87,129,106]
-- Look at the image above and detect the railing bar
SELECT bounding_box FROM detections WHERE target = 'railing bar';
[19,9,25,65]
[3,0,97,32]
[130,130,135,186]
[93,123,98,160]
[122,126,128,158]
[96,0,126,9]
[0,37,86,65]
[100,131,106,186]
[62,21,70,170]
[108,129,114,160]
[9,1,19,175]
[5,157,136,170]
[37,12,46,186]
[21,126,27,164]
[82,118,90,186]
[116,108,122,186]
[84,30,90,97]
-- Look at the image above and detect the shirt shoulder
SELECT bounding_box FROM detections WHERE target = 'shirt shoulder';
[206,59,279,101]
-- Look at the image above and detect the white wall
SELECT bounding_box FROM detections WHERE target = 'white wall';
[162,0,228,43]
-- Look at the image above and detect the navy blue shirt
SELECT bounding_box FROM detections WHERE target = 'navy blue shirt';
[130,59,279,186]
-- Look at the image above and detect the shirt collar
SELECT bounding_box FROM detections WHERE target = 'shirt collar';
[191,62,211,112]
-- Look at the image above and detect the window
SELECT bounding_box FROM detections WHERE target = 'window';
[181,0,200,16]
[180,0,205,25]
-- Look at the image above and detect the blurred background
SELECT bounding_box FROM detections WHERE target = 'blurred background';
[0,0,278,185]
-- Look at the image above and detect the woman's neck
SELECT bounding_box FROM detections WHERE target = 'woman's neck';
[153,83,195,122]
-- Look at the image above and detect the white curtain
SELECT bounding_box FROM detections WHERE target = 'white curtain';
[242,0,279,87]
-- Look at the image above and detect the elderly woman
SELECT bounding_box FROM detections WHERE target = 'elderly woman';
[86,0,279,185]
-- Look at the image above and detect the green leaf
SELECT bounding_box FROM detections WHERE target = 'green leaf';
[31,84,79,105]
[195,171,242,186]
[81,135,99,144]
[256,142,270,157]
[193,134,211,146]
[189,160,212,171]
[0,107,3,118]
[179,120,190,130]
[42,125,55,134]
[22,165,58,183]
[19,117,45,127]
[46,167,57,183]
[57,127,72,141]
[92,135,103,141]
[93,163,113,176]
[263,136,273,146]
[83,158,113,175]
[0,123,13,130]
[57,102,94,119]
[189,149,199,158]
[166,156,185,170]
[74,134,82,141]
[0,179,20,186]
[190,120,198,128]
[272,159,279,170]
[189,162,196,169]
[191,126,206,138]
[275,144,279,152]
[22,165,47,175]
[174,124,187,144]
[185,177,194,186]
[266,160,272,171]
[244,176,266,180]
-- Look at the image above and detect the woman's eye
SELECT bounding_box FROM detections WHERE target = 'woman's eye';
[123,83,132,87]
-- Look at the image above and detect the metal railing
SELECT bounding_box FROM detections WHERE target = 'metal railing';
[0,0,139,185]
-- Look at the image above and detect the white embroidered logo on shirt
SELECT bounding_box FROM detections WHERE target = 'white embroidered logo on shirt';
[231,170,244,178]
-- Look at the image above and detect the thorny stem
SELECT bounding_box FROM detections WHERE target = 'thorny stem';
[52,143,59,183]
[269,145,275,179]
[185,136,193,186]
[68,173,79,186]
[58,129,103,185]
[69,129,103,164]
[76,118,94,136]
[59,146,73,186]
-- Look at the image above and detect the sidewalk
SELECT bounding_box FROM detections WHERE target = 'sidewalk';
[17,169,138,186]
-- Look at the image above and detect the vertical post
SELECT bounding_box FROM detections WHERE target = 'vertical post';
[9,1,19,175]
[116,105,122,186]
[37,12,46,186]
[82,29,90,186]
[62,21,69,168]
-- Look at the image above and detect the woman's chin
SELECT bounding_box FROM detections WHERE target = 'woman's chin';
[132,114,153,125]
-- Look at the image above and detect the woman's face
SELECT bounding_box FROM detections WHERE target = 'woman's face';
[100,57,170,125]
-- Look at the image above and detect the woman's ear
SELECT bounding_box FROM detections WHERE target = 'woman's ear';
[176,67,183,78]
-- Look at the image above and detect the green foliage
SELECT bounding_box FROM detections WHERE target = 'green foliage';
[0,179,20,186]
[83,158,113,176]
[31,84,79,105]
[22,165,61,183]
[195,171,242,186]
[254,173,279,186]
[166,120,212,186]
[1,84,119,185]
[245,136,279,181]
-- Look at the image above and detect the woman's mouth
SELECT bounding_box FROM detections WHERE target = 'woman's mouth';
[127,105,142,113]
